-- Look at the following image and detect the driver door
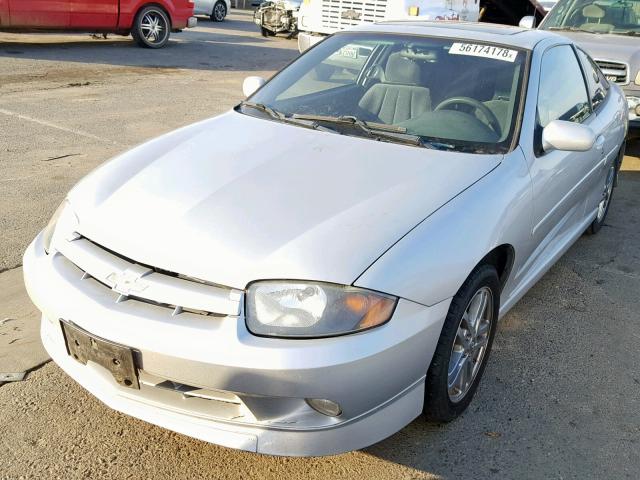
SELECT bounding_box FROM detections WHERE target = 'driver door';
[528,44,602,255]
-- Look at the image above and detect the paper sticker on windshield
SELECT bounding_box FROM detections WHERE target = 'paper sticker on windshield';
[339,46,358,59]
[449,43,518,63]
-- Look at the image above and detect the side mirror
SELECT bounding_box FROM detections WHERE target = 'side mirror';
[542,120,596,153]
[519,15,536,29]
[242,76,266,97]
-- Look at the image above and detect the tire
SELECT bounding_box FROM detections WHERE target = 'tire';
[586,160,617,235]
[423,264,500,422]
[261,27,276,36]
[131,6,171,48]
[211,1,227,21]
[613,141,625,187]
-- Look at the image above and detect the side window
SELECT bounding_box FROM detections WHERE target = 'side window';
[537,45,591,129]
[576,48,610,111]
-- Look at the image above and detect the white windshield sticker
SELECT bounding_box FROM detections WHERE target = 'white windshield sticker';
[449,43,519,63]
[339,46,358,59]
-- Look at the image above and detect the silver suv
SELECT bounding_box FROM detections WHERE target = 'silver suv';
[522,0,640,133]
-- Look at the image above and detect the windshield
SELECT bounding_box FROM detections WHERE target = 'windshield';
[243,33,528,154]
[542,0,640,34]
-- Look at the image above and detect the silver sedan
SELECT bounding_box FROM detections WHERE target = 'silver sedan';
[23,22,627,456]
[194,0,230,21]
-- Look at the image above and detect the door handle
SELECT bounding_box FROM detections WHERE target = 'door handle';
[595,135,605,153]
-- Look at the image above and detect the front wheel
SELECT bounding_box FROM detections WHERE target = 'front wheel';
[132,6,171,48]
[211,1,227,21]
[423,264,500,422]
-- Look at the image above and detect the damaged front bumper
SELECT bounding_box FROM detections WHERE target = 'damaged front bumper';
[23,232,448,456]
[254,2,299,36]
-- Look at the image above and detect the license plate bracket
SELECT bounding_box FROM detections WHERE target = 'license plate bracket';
[60,320,139,389]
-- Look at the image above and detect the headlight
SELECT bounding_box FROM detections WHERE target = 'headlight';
[245,281,397,338]
[628,96,640,119]
[636,70,640,86]
[408,5,420,16]
[42,200,78,254]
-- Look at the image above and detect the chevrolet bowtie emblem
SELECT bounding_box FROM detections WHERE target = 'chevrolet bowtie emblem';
[341,9,361,20]
[107,269,150,296]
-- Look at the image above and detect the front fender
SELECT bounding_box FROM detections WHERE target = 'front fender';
[354,149,533,307]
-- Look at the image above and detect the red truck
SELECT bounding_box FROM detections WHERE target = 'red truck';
[0,0,196,48]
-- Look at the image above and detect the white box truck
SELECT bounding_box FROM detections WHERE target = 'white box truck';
[297,0,480,51]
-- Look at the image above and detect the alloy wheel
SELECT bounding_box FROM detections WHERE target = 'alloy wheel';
[448,286,494,403]
[213,2,226,21]
[140,11,168,44]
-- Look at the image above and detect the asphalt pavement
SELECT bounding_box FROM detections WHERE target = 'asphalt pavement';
[1,13,639,479]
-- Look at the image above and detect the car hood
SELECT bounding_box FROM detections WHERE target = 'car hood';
[68,111,501,289]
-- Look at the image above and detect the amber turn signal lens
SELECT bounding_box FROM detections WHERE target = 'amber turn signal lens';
[344,293,369,313]
[344,294,396,330]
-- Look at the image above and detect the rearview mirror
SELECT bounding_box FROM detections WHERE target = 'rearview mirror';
[542,120,596,153]
[519,16,536,29]
[243,76,266,97]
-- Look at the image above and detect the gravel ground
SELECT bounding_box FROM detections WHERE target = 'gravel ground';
[1,13,639,479]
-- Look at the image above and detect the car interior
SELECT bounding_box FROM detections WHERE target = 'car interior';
[561,0,639,31]
[272,40,524,149]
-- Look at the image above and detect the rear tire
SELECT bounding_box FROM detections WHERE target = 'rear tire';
[132,6,171,48]
[613,141,625,187]
[211,1,227,21]
[423,264,500,422]
[586,160,616,235]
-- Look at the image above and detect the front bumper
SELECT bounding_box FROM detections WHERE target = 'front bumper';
[627,95,640,128]
[23,233,449,456]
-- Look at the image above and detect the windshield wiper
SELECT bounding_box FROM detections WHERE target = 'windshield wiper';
[238,101,335,132]
[240,108,449,149]
[547,26,604,34]
[422,141,457,151]
[290,114,430,148]
[292,114,407,133]
[239,101,284,120]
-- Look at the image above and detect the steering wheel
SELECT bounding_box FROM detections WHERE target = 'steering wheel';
[435,97,502,135]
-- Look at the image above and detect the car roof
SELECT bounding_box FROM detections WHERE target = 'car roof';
[346,21,565,50]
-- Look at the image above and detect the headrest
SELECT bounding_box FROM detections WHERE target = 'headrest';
[583,4,605,19]
[492,68,515,100]
[385,52,421,85]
